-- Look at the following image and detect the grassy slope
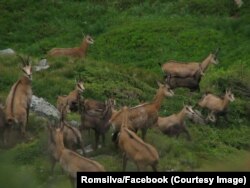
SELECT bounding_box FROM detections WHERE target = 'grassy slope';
[0,0,250,187]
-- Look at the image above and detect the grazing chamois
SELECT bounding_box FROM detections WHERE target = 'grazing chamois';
[118,106,159,171]
[165,68,203,92]
[57,79,85,114]
[110,82,174,141]
[80,98,115,150]
[156,105,195,140]
[47,35,94,60]
[47,122,105,187]
[5,56,32,139]
[160,48,219,79]
[197,89,235,123]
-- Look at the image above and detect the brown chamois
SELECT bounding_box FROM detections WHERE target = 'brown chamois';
[57,79,85,114]
[5,56,32,139]
[160,48,219,79]
[118,106,159,171]
[156,105,195,140]
[165,67,203,92]
[47,35,94,59]
[47,122,105,187]
[48,102,85,174]
[197,89,235,123]
[110,82,174,141]
[80,98,115,150]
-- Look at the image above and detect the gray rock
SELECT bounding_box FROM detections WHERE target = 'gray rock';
[34,59,50,72]
[30,95,60,120]
[0,48,15,56]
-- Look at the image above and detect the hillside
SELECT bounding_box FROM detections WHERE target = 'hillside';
[0,0,250,187]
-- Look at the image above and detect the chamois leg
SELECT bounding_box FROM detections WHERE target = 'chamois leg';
[141,128,147,140]
[94,130,100,150]
[122,153,128,171]
[50,158,57,175]
[165,74,171,84]
[101,133,105,146]
[3,124,12,146]
[183,128,191,141]
[151,163,158,172]
[69,176,76,188]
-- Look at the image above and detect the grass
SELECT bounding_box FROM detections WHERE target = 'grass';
[0,0,250,187]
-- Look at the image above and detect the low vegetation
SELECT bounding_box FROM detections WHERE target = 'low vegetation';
[0,0,250,187]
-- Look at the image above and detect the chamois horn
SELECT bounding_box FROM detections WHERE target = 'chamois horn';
[214,48,220,56]
[17,54,27,66]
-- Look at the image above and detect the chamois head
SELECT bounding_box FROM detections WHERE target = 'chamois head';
[206,112,216,123]
[75,78,85,93]
[225,89,235,102]
[157,81,174,97]
[183,104,195,116]
[84,35,94,44]
[49,123,64,148]
[18,55,32,80]
[211,48,220,65]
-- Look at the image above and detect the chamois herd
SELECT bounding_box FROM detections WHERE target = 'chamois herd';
[0,35,237,185]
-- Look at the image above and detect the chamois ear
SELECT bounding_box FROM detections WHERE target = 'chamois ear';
[17,54,26,66]
[26,56,32,66]
[82,32,85,39]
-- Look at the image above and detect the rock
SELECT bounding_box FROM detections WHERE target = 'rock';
[0,48,15,56]
[84,144,94,153]
[68,120,80,128]
[34,59,50,72]
[30,95,60,120]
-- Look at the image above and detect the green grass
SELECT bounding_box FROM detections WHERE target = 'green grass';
[0,0,250,187]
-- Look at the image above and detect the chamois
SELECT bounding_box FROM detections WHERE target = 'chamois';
[110,82,174,140]
[165,67,203,92]
[156,105,195,140]
[48,123,105,187]
[118,106,159,171]
[160,48,219,79]
[197,89,235,123]
[47,35,94,60]
[48,103,85,174]
[5,56,32,139]
[57,79,85,114]
[80,98,115,150]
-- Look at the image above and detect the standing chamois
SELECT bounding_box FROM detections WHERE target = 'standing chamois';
[5,55,32,141]
[57,78,85,114]
[47,122,105,187]
[160,48,219,79]
[110,82,174,141]
[47,35,94,60]
[48,102,85,175]
[156,104,195,140]
[118,106,159,171]
[197,89,235,124]
[80,98,115,150]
